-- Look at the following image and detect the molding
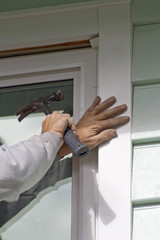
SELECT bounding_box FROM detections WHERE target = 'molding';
[0,7,98,51]
[0,0,130,20]
[90,37,99,49]
[133,19,160,26]
[0,48,97,240]
[98,3,131,239]
[0,40,91,58]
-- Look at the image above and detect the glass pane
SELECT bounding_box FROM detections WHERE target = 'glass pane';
[0,80,73,146]
[0,80,73,240]
[133,206,160,240]
[132,144,160,201]
[0,80,73,118]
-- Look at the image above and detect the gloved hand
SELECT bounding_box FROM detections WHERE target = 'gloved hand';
[58,96,130,157]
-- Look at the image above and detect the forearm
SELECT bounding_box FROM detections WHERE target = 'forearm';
[0,132,61,202]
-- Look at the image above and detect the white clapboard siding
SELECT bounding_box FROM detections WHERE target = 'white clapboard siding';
[133,206,160,240]
[132,3,160,240]
[132,84,160,142]
[132,0,160,24]
[132,144,160,202]
[132,24,160,83]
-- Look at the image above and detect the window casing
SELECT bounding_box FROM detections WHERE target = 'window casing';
[0,48,97,240]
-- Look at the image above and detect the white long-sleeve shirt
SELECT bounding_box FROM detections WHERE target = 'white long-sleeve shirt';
[0,132,61,202]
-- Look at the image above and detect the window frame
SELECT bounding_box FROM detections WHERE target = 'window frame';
[0,48,97,240]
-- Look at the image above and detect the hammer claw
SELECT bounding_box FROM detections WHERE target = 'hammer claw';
[16,105,33,116]
[16,90,64,118]
[16,89,90,158]
[18,108,36,122]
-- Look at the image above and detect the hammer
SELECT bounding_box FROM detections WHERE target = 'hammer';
[16,90,89,158]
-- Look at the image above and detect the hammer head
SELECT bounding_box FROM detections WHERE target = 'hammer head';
[16,90,64,122]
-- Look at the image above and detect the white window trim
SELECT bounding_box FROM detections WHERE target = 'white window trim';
[97,4,131,240]
[0,1,131,239]
[0,48,98,240]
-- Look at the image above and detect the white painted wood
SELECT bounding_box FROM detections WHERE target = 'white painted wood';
[98,3,131,240]
[132,24,160,83]
[0,8,98,51]
[0,2,132,238]
[0,0,131,19]
[132,144,160,202]
[133,205,160,240]
[0,1,131,52]
[90,37,99,49]
[0,48,96,117]
[0,49,97,240]
[72,50,97,240]
[132,84,160,142]
[0,48,97,120]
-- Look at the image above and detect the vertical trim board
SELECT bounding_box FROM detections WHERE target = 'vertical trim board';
[98,3,131,240]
